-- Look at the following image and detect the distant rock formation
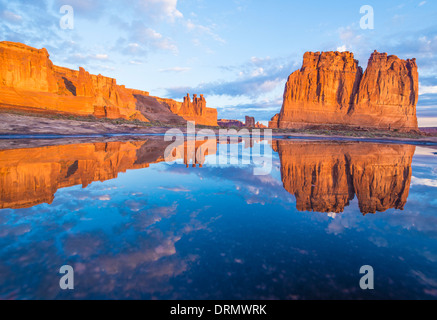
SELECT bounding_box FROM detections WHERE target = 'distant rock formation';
[270,51,419,131]
[218,116,266,128]
[255,122,267,129]
[245,116,256,127]
[0,41,218,126]
[218,119,245,128]
[274,141,415,215]
[167,94,218,126]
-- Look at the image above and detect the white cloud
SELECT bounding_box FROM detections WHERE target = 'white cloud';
[184,19,225,44]
[136,0,183,22]
[129,60,143,65]
[141,27,163,40]
[159,67,191,73]
[411,176,437,187]
[94,54,109,60]
[251,57,271,65]
[420,84,437,95]
[418,117,437,127]
[251,67,265,77]
[1,10,22,23]
[121,24,179,55]
[72,53,109,61]
[419,1,427,6]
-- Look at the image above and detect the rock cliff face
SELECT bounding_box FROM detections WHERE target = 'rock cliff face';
[245,116,256,128]
[273,141,415,215]
[0,42,147,121]
[0,41,218,126]
[162,94,218,126]
[270,51,419,131]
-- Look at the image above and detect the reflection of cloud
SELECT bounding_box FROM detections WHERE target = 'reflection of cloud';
[411,176,437,187]
[0,186,215,299]
[325,207,361,235]
[369,236,389,248]
[0,223,31,238]
[159,187,191,192]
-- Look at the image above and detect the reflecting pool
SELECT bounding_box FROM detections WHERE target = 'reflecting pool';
[0,137,437,299]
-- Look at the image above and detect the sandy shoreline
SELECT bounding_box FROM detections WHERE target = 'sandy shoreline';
[1,113,436,150]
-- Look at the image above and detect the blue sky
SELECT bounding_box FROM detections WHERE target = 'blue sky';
[1,0,436,125]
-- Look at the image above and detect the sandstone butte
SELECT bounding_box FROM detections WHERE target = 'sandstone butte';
[273,141,415,215]
[269,51,419,131]
[0,41,218,126]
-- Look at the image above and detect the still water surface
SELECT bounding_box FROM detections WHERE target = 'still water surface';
[0,137,436,299]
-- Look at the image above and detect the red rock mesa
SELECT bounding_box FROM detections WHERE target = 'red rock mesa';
[0,41,218,126]
[270,51,419,131]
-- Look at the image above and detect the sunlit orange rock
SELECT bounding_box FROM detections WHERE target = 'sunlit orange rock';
[0,42,147,121]
[273,141,415,215]
[255,122,267,129]
[0,41,219,126]
[353,51,419,130]
[271,51,419,131]
[163,94,218,127]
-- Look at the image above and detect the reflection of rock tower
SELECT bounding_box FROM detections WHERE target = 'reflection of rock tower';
[182,139,217,168]
[274,141,415,215]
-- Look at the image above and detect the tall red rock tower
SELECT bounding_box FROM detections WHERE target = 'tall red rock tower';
[270,51,419,131]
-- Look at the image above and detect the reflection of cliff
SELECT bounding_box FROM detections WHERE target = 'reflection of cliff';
[0,139,214,210]
[274,141,415,214]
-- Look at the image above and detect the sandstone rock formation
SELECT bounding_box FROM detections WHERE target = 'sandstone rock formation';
[0,41,218,126]
[218,119,245,128]
[134,95,187,125]
[270,51,419,131]
[245,116,256,128]
[0,42,147,121]
[218,116,266,128]
[162,94,218,126]
[273,141,415,215]
[255,122,267,129]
